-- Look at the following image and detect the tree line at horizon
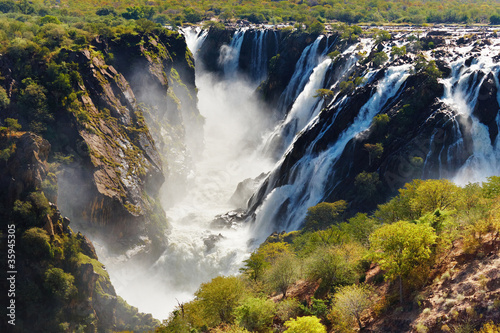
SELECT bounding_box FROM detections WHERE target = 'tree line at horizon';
[1,0,500,29]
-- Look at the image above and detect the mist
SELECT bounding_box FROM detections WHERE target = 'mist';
[93,42,275,319]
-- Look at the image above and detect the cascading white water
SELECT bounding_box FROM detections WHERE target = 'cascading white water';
[437,45,500,185]
[251,64,412,240]
[98,27,277,320]
[261,58,331,158]
[221,28,247,78]
[277,36,325,113]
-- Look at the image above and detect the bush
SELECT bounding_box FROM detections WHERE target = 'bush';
[303,201,347,231]
[284,316,326,333]
[266,253,298,298]
[195,276,245,326]
[44,268,77,300]
[235,297,276,332]
[330,284,373,330]
[21,227,53,259]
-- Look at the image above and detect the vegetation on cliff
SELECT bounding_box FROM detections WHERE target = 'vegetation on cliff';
[158,178,500,332]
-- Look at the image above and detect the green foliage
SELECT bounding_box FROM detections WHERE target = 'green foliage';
[340,213,378,247]
[328,50,341,62]
[364,143,383,166]
[369,221,437,302]
[373,30,391,44]
[413,54,442,81]
[240,252,269,282]
[257,241,292,263]
[306,243,364,293]
[194,276,245,326]
[39,15,61,25]
[330,284,373,330]
[0,85,9,109]
[122,5,155,20]
[276,298,301,322]
[307,21,324,35]
[482,176,500,198]
[21,227,53,259]
[266,253,298,298]
[284,316,326,333]
[235,297,276,332]
[4,118,21,133]
[373,51,389,67]
[490,15,500,25]
[391,45,407,58]
[44,267,77,300]
[355,172,381,202]
[303,200,347,232]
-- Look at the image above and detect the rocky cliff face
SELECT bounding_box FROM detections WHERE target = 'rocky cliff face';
[0,132,157,333]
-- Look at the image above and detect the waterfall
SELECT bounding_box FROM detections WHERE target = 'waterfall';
[221,28,247,78]
[261,58,331,158]
[277,36,325,113]
[251,64,412,240]
[438,49,500,185]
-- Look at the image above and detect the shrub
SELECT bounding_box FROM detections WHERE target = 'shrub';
[303,201,347,231]
[284,316,326,333]
[44,267,77,300]
[266,253,298,298]
[195,276,245,326]
[21,227,53,259]
[330,284,374,330]
[235,297,276,332]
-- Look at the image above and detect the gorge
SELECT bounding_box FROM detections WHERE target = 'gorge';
[93,25,500,320]
[2,20,500,332]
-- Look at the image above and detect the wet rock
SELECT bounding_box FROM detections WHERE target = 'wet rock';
[211,209,247,229]
[203,233,225,251]
[230,172,268,208]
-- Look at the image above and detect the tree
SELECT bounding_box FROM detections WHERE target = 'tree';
[303,201,347,231]
[258,241,292,263]
[364,143,383,166]
[482,176,500,199]
[4,118,21,134]
[235,297,276,332]
[314,89,334,104]
[266,253,298,298]
[0,86,9,109]
[306,244,363,293]
[490,15,500,25]
[369,221,437,304]
[372,51,388,67]
[331,284,373,330]
[194,276,245,326]
[284,316,326,333]
[391,45,407,58]
[44,268,77,300]
[240,252,268,282]
[354,172,380,202]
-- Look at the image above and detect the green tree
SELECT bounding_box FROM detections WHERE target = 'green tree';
[0,86,10,109]
[482,176,500,199]
[369,221,437,304]
[314,89,334,104]
[354,172,380,202]
[240,252,269,282]
[364,143,383,166]
[266,253,298,298]
[372,51,388,67]
[303,200,347,231]
[391,45,407,58]
[330,284,373,330]
[284,316,326,333]
[4,118,21,134]
[306,243,363,293]
[194,276,245,326]
[44,268,77,300]
[235,297,276,332]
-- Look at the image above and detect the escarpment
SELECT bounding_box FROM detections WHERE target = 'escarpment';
[0,132,157,333]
